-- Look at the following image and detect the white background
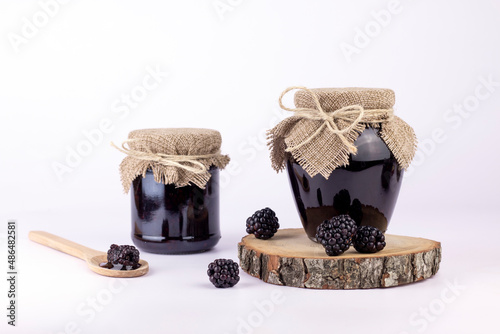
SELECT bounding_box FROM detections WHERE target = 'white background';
[1,0,499,333]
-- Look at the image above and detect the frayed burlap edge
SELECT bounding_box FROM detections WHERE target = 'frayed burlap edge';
[120,155,230,193]
[268,118,416,179]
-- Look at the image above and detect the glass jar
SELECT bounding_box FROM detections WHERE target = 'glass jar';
[115,128,230,254]
[131,167,220,254]
[268,87,416,242]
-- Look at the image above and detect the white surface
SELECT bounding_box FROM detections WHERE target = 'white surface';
[0,0,499,333]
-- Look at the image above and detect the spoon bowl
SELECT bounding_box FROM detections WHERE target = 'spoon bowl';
[29,231,149,278]
[87,254,149,278]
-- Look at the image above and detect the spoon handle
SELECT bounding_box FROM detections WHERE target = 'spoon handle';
[29,231,104,261]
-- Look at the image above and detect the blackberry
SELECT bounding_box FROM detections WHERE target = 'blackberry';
[353,226,386,253]
[315,215,357,256]
[246,207,280,240]
[207,259,240,288]
[107,244,141,269]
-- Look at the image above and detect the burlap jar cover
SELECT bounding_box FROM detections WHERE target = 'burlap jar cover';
[268,87,417,177]
[113,128,230,192]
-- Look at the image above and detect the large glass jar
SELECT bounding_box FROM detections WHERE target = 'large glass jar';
[267,87,416,242]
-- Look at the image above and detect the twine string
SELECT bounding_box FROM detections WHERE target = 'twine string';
[111,139,219,174]
[278,86,394,154]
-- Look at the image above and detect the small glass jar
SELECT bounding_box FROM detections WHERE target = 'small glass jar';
[115,128,230,254]
[131,167,220,254]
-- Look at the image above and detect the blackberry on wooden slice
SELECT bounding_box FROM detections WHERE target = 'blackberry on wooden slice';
[246,207,280,240]
[315,215,357,256]
[353,226,386,253]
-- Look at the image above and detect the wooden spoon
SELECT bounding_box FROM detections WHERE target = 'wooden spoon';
[29,231,149,278]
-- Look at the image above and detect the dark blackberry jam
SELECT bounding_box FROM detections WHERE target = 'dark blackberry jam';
[131,167,220,254]
[287,127,403,241]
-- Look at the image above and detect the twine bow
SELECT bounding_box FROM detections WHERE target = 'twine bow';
[111,139,218,174]
[279,86,394,154]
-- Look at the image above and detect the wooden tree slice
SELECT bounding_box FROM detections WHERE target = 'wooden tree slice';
[238,228,441,289]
